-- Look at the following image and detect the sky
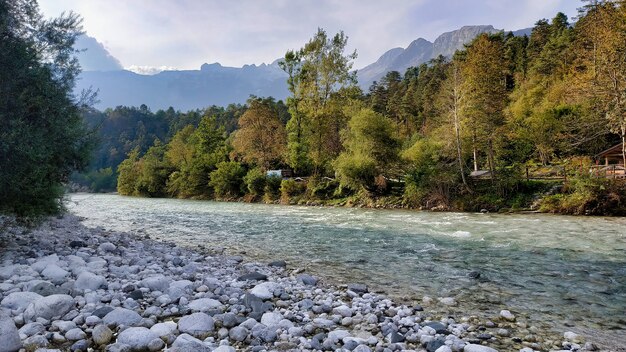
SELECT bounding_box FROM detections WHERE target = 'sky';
[39,0,582,71]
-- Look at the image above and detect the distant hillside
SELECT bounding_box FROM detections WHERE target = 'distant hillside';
[75,27,531,110]
[357,25,531,89]
[76,62,289,111]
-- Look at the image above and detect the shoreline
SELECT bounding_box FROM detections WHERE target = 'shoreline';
[0,214,614,351]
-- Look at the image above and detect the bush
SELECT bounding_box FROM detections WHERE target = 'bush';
[243,168,266,197]
[280,179,306,203]
[209,161,245,199]
[263,175,282,202]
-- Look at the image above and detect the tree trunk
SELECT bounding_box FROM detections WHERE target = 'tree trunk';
[453,66,470,192]
[472,133,478,172]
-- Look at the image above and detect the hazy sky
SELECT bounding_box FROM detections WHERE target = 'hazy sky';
[39,0,582,70]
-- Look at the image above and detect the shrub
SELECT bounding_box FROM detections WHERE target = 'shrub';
[263,175,282,202]
[243,168,266,197]
[280,179,306,203]
[209,161,245,199]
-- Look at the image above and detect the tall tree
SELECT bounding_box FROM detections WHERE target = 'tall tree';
[0,0,93,215]
[232,97,286,170]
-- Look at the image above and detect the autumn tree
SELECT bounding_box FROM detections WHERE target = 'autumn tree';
[232,97,286,170]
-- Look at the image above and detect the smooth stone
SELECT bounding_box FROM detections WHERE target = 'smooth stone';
[150,321,177,337]
[229,326,248,342]
[260,312,282,327]
[65,328,86,341]
[464,344,498,352]
[92,324,113,345]
[0,318,22,352]
[102,308,142,327]
[213,347,235,352]
[98,242,116,252]
[171,333,211,352]
[423,321,448,334]
[237,272,268,281]
[332,305,353,318]
[268,260,287,268]
[41,265,69,284]
[439,297,457,306]
[500,310,515,322]
[1,292,42,312]
[24,294,75,321]
[140,275,170,292]
[19,322,45,337]
[177,312,214,338]
[296,274,317,286]
[250,282,280,300]
[23,334,49,349]
[74,272,107,292]
[117,327,159,351]
[187,298,222,312]
[347,283,368,293]
[435,346,453,352]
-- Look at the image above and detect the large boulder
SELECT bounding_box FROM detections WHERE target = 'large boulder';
[0,317,21,352]
[41,264,69,284]
[23,294,75,321]
[102,308,142,327]
[177,312,214,339]
[0,292,42,312]
[250,282,281,300]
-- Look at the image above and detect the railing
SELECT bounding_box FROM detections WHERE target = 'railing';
[589,165,626,179]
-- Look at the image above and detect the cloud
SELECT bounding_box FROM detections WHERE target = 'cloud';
[38,0,581,70]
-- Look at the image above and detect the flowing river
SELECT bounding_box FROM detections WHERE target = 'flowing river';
[67,193,626,346]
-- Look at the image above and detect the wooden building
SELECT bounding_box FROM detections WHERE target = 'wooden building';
[596,143,625,166]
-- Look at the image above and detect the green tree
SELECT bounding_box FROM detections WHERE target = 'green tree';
[335,107,400,192]
[0,0,93,215]
[209,161,245,199]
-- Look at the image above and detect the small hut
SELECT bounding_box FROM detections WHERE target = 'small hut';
[595,142,625,166]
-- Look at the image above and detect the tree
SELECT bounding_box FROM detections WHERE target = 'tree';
[209,161,245,199]
[461,34,509,177]
[280,28,358,175]
[232,97,286,170]
[0,0,93,215]
[335,107,400,192]
[574,1,626,165]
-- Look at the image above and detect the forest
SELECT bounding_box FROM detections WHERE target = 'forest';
[84,1,626,215]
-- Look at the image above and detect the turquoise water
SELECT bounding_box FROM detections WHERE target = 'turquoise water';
[67,194,626,341]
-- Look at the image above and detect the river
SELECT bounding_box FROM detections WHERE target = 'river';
[67,193,626,346]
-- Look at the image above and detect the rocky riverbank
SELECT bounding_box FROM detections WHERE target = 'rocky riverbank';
[0,215,608,352]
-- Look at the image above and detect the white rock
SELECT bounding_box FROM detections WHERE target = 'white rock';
[23,294,75,322]
[98,242,116,252]
[260,312,282,327]
[102,308,142,327]
[31,255,59,273]
[0,318,22,352]
[51,320,76,333]
[140,275,170,292]
[40,265,69,284]
[464,344,498,352]
[150,321,177,337]
[328,329,351,342]
[117,327,159,351]
[564,331,583,343]
[1,292,42,312]
[187,298,223,312]
[178,312,214,338]
[18,322,45,337]
[435,346,453,352]
[64,327,86,341]
[500,310,515,322]
[172,333,211,351]
[213,346,235,352]
[74,272,107,292]
[332,305,353,317]
[250,282,280,300]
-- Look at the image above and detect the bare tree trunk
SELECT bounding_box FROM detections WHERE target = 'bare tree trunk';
[472,133,478,172]
[622,125,625,168]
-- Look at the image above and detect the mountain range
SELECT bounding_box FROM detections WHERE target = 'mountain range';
[75,25,530,111]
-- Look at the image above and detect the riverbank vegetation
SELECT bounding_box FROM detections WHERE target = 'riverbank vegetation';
[0,0,93,216]
[86,1,626,215]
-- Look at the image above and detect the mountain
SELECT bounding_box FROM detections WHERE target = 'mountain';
[76,62,288,111]
[357,25,530,89]
[75,27,531,110]
[74,35,123,71]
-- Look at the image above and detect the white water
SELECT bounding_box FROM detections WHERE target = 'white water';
[67,194,626,342]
